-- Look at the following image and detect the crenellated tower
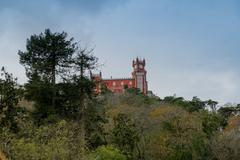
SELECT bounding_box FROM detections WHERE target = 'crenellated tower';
[132,57,148,94]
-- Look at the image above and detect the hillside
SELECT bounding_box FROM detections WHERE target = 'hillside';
[2,90,239,160]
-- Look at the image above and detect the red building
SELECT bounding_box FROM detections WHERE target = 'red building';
[92,58,148,94]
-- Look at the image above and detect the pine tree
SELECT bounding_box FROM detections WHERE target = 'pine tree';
[18,29,76,123]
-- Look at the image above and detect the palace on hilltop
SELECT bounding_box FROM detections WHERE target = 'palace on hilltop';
[92,57,148,94]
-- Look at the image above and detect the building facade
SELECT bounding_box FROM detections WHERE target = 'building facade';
[92,58,148,94]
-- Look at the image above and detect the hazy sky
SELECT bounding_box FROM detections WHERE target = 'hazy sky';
[0,0,240,104]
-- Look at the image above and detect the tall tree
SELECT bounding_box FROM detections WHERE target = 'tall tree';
[18,29,76,121]
[71,47,101,149]
[57,47,98,119]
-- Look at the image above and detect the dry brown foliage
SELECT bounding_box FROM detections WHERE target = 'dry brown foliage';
[0,150,7,160]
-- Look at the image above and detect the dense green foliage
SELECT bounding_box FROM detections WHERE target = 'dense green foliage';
[112,113,140,159]
[1,29,240,160]
[0,67,24,132]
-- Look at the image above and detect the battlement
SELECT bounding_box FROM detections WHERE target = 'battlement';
[103,77,133,81]
[132,57,146,67]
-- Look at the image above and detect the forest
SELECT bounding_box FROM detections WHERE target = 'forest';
[0,29,240,160]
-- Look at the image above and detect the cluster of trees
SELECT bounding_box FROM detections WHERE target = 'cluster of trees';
[103,92,240,160]
[0,29,240,160]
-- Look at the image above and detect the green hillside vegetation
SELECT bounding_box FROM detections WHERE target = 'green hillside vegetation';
[1,29,240,160]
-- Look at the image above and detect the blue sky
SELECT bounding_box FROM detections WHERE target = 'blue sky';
[0,0,240,104]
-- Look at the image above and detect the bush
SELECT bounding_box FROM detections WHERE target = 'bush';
[2,120,85,160]
[88,146,127,160]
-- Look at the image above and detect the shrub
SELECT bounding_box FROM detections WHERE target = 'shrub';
[88,146,127,160]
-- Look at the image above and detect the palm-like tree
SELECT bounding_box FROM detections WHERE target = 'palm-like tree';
[207,99,218,112]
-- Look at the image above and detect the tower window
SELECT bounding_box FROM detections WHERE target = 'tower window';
[137,76,143,92]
